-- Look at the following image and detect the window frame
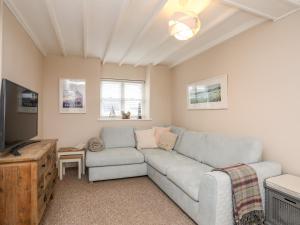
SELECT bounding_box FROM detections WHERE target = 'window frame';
[100,79,145,119]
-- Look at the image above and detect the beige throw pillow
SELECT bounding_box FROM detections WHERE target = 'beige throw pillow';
[135,129,158,150]
[153,126,171,144]
[158,131,178,151]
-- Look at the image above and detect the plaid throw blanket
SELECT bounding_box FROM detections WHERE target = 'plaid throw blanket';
[214,164,264,225]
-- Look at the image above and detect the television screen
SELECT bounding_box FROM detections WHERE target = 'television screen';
[0,79,38,151]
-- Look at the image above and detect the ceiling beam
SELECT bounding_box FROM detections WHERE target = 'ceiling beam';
[4,0,47,56]
[274,7,300,22]
[170,17,265,68]
[222,0,277,21]
[274,0,300,22]
[118,0,167,66]
[102,0,130,64]
[152,8,239,66]
[286,0,300,6]
[83,0,88,58]
[45,0,66,56]
[134,35,171,67]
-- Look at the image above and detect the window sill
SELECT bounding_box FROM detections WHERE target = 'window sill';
[98,118,152,121]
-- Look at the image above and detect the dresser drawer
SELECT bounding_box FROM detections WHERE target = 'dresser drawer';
[38,156,47,177]
[45,169,54,187]
[37,193,47,221]
[37,175,45,198]
[50,169,57,189]
[46,148,56,171]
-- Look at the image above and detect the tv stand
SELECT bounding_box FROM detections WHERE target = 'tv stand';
[0,139,58,225]
[10,140,41,156]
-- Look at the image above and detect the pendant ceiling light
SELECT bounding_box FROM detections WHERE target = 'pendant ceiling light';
[168,0,204,41]
[169,11,201,41]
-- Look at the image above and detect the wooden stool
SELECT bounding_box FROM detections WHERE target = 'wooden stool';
[59,155,82,180]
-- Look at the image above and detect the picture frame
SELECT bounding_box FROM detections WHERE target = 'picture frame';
[59,78,86,113]
[187,74,228,110]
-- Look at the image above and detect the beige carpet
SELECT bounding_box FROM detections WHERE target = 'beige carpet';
[40,168,196,225]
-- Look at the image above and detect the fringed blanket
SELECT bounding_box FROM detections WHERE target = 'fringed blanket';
[214,164,264,225]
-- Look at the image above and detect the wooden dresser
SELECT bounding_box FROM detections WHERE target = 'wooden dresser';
[0,140,58,225]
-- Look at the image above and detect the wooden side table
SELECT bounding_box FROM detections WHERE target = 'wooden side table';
[58,147,85,180]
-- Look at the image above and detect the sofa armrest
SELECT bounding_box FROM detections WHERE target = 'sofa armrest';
[198,161,282,225]
[249,161,282,208]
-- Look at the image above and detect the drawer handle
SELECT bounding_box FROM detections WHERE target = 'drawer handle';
[48,172,52,176]
[40,185,44,189]
[284,197,296,205]
[41,164,46,168]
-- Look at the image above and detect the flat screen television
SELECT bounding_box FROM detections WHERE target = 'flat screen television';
[0,79,39,155]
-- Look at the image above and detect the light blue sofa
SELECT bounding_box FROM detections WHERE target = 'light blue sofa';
[86,126,282,225]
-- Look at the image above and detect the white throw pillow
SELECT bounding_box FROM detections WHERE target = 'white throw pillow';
[135,129,158,150]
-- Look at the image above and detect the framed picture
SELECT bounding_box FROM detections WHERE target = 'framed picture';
[187,74,228,110]
[59,78,86,113]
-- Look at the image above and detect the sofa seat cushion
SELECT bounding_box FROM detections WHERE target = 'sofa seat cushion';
[167,162,213,201]
[86,147,144,167]
[146,151,192,175]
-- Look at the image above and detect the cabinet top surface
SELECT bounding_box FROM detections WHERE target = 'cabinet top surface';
[0,139,57,164]
[266,174,300,198]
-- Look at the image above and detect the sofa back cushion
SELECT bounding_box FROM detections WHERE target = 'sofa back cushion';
[100,127,135,148]
[175,131,206,160]
[201,134,262,168]
[170,126,186,151]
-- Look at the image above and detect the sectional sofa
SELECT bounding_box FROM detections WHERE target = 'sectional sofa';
[86,126,282,225]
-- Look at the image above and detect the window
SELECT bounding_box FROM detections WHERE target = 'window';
[100,79,145,118]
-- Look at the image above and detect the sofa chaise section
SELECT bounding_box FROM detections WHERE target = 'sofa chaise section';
[146,131,281,225]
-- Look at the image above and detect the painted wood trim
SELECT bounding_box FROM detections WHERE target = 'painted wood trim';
[45,0,67,56]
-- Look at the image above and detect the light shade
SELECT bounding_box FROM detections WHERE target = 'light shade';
[169,11,201,41]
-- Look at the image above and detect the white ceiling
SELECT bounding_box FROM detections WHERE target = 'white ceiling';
[4,0,300,67]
